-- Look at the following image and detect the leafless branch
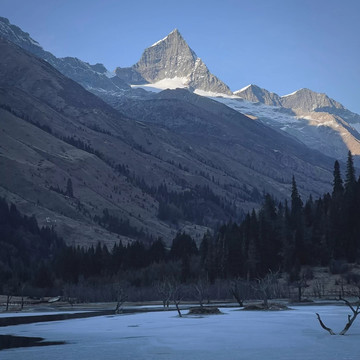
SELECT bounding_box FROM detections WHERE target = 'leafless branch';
[315,313,336,335]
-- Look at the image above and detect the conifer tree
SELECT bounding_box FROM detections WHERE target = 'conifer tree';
[332,160,344,196]
[345,151,356,193]
[66,178,74,198]
[291,176,303,215]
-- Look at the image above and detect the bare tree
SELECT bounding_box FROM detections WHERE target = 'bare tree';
[3,284,14,312]
[313,279,326,299]
[172,283,183,317]
[114,285,128,314]
[290,269,310,302]
[156,279,173,310]
[5,294,12,312]
[316,296,360,335]
[255,270,280,308]
[19,283,26,311]
[193,279,210,308]
[229,278,251,307]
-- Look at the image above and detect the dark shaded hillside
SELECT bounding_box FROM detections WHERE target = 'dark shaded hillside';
[0,38,244,244]
[0,197,64,288]
[0,36,336,247]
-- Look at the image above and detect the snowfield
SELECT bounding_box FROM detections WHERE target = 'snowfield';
[1,305,359,359]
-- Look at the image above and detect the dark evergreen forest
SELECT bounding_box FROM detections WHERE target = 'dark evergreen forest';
[1,152,360,301]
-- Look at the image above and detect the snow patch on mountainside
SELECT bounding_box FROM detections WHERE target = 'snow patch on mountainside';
[194,89,237,98]
[213,96,299,125]
[131,77,190,92]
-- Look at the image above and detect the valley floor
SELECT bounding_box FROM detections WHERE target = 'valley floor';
[0,305,359,359]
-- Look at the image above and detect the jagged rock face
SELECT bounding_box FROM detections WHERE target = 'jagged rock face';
[115,67,147,85]
[0,17,130,93]
[189,58,232,94]
[0,16,44,55]
[116,29,232,95]
[235,85,282,106]
[280,88,344,112]
[134,29,197,82]
[234,85,345,113]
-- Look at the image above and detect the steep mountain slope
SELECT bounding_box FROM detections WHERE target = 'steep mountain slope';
[0,36,338,247]
[117,88,335,199]
[0,16,133,96]
[2,14,359,164]
[0,37,223,245]
[116,29,232,95]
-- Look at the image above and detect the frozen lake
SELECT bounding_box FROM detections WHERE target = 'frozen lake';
[1,305,359,359]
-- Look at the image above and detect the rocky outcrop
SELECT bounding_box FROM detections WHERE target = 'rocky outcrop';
[234,84,282,106]
[0,17,130,94]
[116,29,232,95]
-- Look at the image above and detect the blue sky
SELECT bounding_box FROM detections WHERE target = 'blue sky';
[2,0,360,113]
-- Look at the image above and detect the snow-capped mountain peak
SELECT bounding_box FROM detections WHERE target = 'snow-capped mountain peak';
[115,29,232,95]
[280,88,344,112]
[235,84,282,106]
[150,28,180,48]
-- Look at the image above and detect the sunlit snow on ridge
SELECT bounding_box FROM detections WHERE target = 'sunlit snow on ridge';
[234,84,252,93]
[150,29,178,47]
[131,77,190,92]
[282,89,302,98]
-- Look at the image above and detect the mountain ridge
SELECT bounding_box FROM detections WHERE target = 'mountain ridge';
[0,34,338,246]
[115,29,232,95]
[1,16,357,120]
[231,84,360,162]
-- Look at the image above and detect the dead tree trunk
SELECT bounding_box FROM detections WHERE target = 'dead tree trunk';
[315,313,336,335]
[229,278,249,307]
[315,297,360,335]
[172,284,183,318]
[339,297,360,335]
[6,294,12,312]
[115,287,128,314]
[174,299,182,317]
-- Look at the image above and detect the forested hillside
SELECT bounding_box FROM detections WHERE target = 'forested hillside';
[1,153,359,302]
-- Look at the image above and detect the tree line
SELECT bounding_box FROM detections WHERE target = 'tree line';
[1,153,360,301]
[200,152,360,282]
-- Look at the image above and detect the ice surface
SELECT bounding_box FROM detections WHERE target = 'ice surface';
[212,96,300,125]
[0,305,359,360]
[0,311,90,318]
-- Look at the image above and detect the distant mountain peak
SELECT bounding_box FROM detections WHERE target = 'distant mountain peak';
[281,88,344,112]
[0,16,42,51]
[134,29,197,83]
[150,28,182,48]
[116,29,232,95]
[235,84,281,106]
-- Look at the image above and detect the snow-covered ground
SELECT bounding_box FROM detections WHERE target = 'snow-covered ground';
[1,305,359,359]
